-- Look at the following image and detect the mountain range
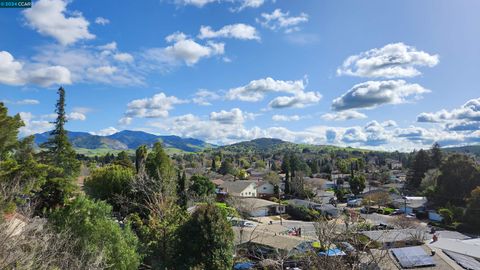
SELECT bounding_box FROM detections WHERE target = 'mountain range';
[33,130,480,156]
[34,130,215,153]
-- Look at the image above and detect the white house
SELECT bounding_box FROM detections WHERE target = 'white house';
[240,198,285,217]
[257,181,275,196]
[220,180,257,197]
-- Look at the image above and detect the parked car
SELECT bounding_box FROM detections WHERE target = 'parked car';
[390,209,404,215]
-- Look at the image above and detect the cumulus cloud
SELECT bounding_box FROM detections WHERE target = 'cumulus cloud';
[257,9,309,33]
[124,92,187,119]
[337,43,439,78]
[268,91,321,109]
[32,44,143,86]
[198,24,260,40]
[95,17,110,25]
[417,98,480,123]
[382,120,398,128]
[0,51,72,87]
[144,32,224,67]
[90,127,119,136]
[332,80,430,111]
[226,77,305,102]
[23,0,95,46]
[272,114,302,122]
[321,110,367,121]
[67,111,86,121]
[209,108,255,124]
[18,112,53,136]
[192,89,221,106]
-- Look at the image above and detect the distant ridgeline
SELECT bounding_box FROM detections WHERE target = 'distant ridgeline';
[34,130,215,153]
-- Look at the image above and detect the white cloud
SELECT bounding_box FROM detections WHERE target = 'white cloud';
[98,42,117,51]
[17,99,40,105]
[113,53,134,63]
[226,77,305,102]
[209,108,254,124]
[337,43,439,78]
[192,89,221,106]
[124,92,187,119]
[95,17,110,25]
[382,120,398,128]
[0,51,72,87]
[175,0,217,7]
[90,127,119,136]
[67,111,86,121]
[417,98,480,123]
[175,0,267,10]
[332,80,430,111]
[321,110,367,121]
[272,114,302,122]
[32,45,143,86]
[18,112,53,136]
[268,91,321,109]
[257,9,309,33]
[198,24,260,40]
[118,117,132,126]
[23,0,95,46]
[144,32,225,67]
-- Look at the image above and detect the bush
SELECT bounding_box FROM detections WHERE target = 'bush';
[286,205,319,221]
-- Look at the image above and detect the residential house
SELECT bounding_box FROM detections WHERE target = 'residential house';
[393,196,428,215]
[240,197,285,217]
[220,180,257,197]
[361,228,427,249]
[257,181,275,197]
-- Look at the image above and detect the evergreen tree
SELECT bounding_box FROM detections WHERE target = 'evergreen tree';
[135,145,148,174]
[0,102,24,159]
[189,175,215,197]
[465,187,480,230]
[178,204,234,270]
[41,87,80,178]
[146,142,177,198]
[407,149,431,190]
[218,159,234,175]
[177,170,187,208]
[211,157,217,171]
[349,174,366,196]
[430,142,443,168]
[114,151,134,169]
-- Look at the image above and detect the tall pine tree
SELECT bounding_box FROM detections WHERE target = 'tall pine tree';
[42,87,80,178]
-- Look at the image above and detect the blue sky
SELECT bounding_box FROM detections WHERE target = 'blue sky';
[1,0,479,150]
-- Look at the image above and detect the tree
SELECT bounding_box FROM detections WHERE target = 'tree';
[0,136,47,214]
[50,196,141,270]
[146,142,177,198]
[430,142,443,168]
[114,151,134,169]
[465,187,480,230]
[135,145,148,174]
[407,149,431,190]
[132,198,188,270]
[438,208,453,225]
[218,159,234,175]
[255,160,266,169]
[349,175,366,196]
[434,154,480,206]
[177,204,234,270]
[189,175,215,198]
[211,157,217,171]
[0,102,24,159]
[84,164,135,211]
[177,170,187,208]
[41,87,80,178]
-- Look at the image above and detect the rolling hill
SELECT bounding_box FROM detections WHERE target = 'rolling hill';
[34,130,216,153]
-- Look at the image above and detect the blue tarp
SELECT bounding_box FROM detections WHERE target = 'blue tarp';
[234,262,255,270]
[318,248,346,256]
